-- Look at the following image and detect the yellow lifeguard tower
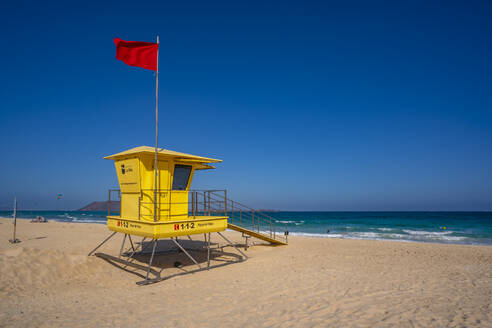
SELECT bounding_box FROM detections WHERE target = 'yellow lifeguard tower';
[88,146,249,284]
[89,146,287,285]
[103,146,228,238]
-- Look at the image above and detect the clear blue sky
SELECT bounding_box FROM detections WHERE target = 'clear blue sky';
[1,1,491,211]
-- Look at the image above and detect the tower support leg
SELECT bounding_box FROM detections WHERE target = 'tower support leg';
[123,237,146,267]
[207,233,211,269]
[128,235,135,252]
[139,237,154,254]
[119,234,127,259]
[88,231,117,256]
[217,231,248,260]
[139,239,158,285]
[172,237,202,270]
[242,232,250,251]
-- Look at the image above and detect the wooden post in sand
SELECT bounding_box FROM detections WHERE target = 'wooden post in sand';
[9,197,20,244]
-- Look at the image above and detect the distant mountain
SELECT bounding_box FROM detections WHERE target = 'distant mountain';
[78,201,120,212]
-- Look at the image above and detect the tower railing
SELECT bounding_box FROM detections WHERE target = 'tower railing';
[189,190,289,244]
[107,189,288,244]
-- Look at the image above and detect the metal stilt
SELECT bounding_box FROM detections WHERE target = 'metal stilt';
[172,238,202,269]
[139,237,154,254]
[207,233,211,268]
[88,231,117,256]
[242,232,250,250]
[217,231,248,260]
[123,237,146,267]
[144,239,158,283]
[140,237,147,248]
[119,234,127,259]
[128,235,135,252]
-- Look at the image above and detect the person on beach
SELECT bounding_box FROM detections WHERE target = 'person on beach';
[31,216,47,223]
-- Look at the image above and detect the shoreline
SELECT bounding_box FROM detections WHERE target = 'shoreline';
[2,217,491,247]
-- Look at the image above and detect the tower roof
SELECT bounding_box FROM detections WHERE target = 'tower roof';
[104,146,222,164]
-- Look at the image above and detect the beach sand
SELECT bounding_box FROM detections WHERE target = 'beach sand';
[1,219,491,327]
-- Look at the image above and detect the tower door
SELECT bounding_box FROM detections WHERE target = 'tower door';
[170,164,192,220]
[156,160,170,220]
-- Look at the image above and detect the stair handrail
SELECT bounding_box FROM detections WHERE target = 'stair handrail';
[203,190,288,243]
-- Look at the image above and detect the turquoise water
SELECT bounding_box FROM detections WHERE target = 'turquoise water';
[268,212,492,245]
[1,211,491,246]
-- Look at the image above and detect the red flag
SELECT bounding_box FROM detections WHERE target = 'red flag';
[114,38,158,71]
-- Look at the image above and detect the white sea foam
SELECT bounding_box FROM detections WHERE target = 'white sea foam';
[288,232,345,238]
[72,219,106,224]
[386,233,407,239]
[285,230,471,244]
[403,229,452,236]
[54,218,105,224]
[350,232,380,238]
[439,236,466,241]
[56,214,77,220]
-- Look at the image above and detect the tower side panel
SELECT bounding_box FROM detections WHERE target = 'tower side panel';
[114,158,140,193]
[120,193,139,220]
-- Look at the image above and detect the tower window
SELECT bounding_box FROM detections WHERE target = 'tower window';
[172,165,192,190]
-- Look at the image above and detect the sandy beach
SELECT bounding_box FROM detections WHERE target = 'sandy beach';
[1,219,491,328]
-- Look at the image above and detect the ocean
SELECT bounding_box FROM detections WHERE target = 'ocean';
[1,211,491,246]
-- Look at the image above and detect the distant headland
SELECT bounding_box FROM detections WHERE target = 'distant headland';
[78,201,120,212]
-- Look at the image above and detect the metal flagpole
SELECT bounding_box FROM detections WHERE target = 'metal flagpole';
[154,35,159,223]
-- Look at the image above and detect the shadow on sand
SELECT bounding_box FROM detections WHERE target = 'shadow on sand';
[94,238,246,285]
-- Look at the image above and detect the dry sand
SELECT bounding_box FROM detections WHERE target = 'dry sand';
[1,219,491,328]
